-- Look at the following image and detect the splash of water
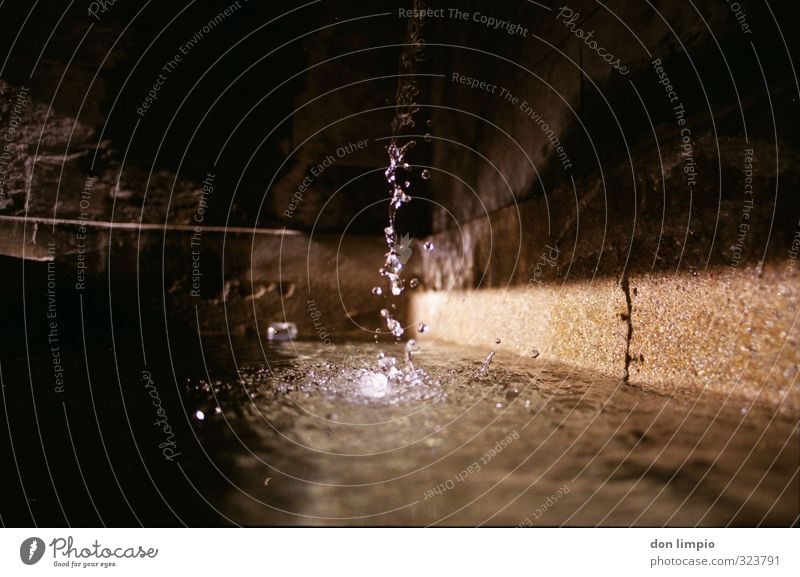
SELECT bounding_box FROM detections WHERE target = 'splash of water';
[379,0,427,307]
[294,4,449,401]
[478,351,496,377]
[350,2,431,395]
[380,308,405,339]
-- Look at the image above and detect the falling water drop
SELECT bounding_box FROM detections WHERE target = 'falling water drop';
[371,5,427,351]
[195,410,205,421]
[417,322,428,333]
[421,169,431,180]
[423,133,432,142]
[423,241,434,251]
[405,339,419,369]
[409,278,419,288]
[495,338,501,345]
[372,286,383,295]
[426,119,432,128]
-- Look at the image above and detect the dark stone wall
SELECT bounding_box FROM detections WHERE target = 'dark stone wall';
[418,0,799,285]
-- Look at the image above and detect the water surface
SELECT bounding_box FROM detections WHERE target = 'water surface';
[184,339,799,526]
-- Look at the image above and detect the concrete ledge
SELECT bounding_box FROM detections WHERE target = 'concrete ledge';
[628,265,799,412]
[410,281,627,379]
[410,264,800,413]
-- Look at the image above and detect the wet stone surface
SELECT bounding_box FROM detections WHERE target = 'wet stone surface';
[182,339,799,526]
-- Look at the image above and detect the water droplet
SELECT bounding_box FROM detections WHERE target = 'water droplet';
[403,162,411,171]
[421,169,431,180]
[495,402,503,409]
[404,180,411,188]
[424,133,432,142]
[423,241,434,251]
[495,338,501,345]
[530,348,540,359]
[418,322,428,333]
[372,286,383,295]
[380,309,390,318]
[384,226,394,236]
[478,351,496,376]
[214,406,222,415]
[409,278,419,288]
[195,410,205,421]
[426,119,432,128]
[404,339,419,368]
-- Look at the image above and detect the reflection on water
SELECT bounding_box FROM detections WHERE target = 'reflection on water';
[185,339,799,526]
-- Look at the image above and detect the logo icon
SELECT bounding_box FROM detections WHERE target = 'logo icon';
[20,537,45,565]
[393,233,413,265]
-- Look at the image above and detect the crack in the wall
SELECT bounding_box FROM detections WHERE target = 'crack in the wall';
[620,272,634,383]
